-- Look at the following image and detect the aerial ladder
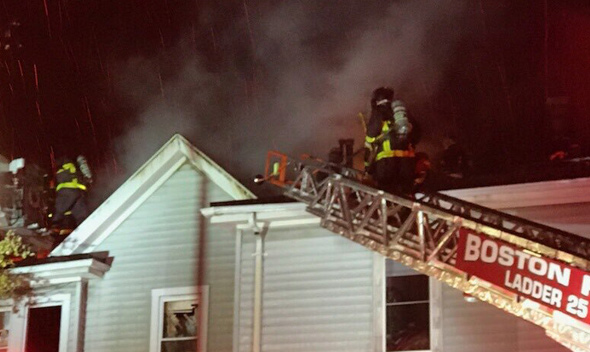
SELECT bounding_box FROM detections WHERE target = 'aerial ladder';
[258,151,590,352]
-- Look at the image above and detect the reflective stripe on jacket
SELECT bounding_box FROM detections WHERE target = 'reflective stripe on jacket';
[56,162,87,191]
[365,120,415,161]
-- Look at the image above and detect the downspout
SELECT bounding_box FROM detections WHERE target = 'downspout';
[250,212,265,352]
[232,228,243,352]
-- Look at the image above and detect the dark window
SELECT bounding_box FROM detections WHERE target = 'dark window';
[25,306,61,352]
[386,275,430,351]
[161,300,197,352]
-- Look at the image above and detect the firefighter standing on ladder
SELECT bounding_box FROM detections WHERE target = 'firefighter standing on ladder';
[52,155,91,231]
[364,87,419,194]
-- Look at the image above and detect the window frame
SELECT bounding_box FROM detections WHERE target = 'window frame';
[23,294,71,352]
[0,293,71,352]
[384,260,435,352]
[150,286,209,352]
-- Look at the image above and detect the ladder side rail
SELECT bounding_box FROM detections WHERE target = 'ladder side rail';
[337,175,590,269]
[420,191,584,241]
[267,154,590,268]
[418,192,590,259]
[367,178,584,267]
[295,171,504,260]
[303,176,447,262]
[289,162,590,268]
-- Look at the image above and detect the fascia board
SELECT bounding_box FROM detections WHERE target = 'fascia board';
[202,202,317,229]
[210,210,314,225]
[235,217,321,230]
[9,259,111,286]
[443,177,590,209]
[201,202,306,218]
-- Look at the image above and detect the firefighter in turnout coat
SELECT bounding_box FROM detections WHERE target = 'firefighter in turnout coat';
[365,87,419,194]
[52,156,90,229]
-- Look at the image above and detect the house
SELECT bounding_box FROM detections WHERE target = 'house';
[2,132,589,351]
[201,178,590,352]
[1,252,111,352]
[2,133,254,352]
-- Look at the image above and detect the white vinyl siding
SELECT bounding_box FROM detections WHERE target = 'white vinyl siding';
[84,163,236,352]
[237,226,376,352]
[503,202,590,240]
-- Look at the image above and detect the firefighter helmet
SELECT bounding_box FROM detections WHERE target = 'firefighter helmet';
[371,87,394,107]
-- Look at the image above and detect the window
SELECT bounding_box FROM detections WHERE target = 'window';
[150,286,208,352]
[0,311,9,352]
[0,293,77,352]
[23,294,70,352]
[386,260,430,352]
[0,293,72,352]
[25,306,61,352]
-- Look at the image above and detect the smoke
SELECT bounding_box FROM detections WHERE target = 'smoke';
[113,54,220,168]
[110,0,471,194]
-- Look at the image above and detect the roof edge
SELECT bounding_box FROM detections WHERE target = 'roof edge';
[443,177,590,209]
[51,133,254,256]
[175,134,255,200]
[201,202,306,217]
[10,257,111,286]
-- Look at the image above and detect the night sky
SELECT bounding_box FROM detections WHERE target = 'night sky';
[0,0,589,200]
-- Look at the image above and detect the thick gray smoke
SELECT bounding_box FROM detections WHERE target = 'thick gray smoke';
[112,0,471,193]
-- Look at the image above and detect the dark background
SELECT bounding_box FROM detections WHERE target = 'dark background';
[0,0,589,200]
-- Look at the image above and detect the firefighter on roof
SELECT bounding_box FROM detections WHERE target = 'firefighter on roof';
[52,155,91,230]
[365,87,420,194]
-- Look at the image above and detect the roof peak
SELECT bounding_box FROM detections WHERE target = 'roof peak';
[50,133,254,256]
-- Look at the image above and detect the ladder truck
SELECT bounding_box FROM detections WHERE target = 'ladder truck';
[256,151,590,352]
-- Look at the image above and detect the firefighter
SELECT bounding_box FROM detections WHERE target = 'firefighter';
[365,87,419,194]
[52,156,90,230]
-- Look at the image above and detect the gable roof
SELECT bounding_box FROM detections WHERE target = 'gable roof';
[443,177,590,209]
[51,133,255,256]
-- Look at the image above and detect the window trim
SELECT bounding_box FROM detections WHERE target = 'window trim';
[0,293,72,352]
[384,258,440,352]
[150,286,209,352]
[22,293,71,352]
